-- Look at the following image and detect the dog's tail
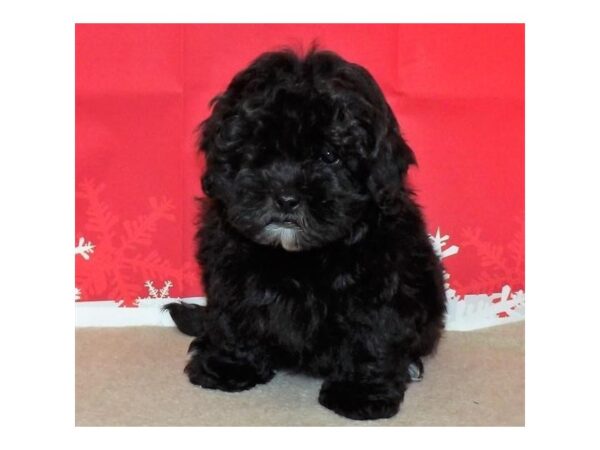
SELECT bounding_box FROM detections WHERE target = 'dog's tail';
[162,302,206,336]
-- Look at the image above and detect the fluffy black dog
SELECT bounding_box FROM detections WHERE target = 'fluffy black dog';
[165,48,446,421]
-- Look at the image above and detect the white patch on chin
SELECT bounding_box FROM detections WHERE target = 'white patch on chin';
[262,224,302,251]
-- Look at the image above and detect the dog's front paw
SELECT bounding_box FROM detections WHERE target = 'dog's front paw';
[318,379,404,420]
[185,351,274,392]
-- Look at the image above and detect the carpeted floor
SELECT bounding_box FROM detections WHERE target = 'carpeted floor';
[75,322,524,426]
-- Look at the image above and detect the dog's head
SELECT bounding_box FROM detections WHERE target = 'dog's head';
[199,49,415,251]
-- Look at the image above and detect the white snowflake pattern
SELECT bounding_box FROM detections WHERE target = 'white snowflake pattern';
[446,284,526,330]
[429,227,526,329]
[429,227,459,260]
[139,280,173,299]
[429,227,460,302]
[134,280,181,309]
[75,237,95,260]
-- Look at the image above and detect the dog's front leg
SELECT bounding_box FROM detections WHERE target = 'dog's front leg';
[318,338,410,420]
[184,331,275,392]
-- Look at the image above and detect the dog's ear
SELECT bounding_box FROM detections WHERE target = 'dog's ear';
[197,93,243,199]
[196,50,301,199]
[195,101,219,199]
[200,172,215,198]
[317,55,416,215]
[366,103,416,215]
[196,94,231,199]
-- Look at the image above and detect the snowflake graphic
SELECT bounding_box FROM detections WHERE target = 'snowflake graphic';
[429,227,460,302]
[75,237,95,260]
[135,280,184,308]
[429,226,525,327]
[429,227,459,260]
[454,217,524,296]
[139,280,173,299]
[492,286,525,319]
[75,179,198,306]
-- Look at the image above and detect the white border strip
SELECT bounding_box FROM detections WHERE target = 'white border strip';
[75,296,523,330]
[446,313,524,331]
[75,298,206,327]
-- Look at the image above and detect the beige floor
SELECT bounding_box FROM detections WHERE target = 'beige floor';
[75,322,524,426]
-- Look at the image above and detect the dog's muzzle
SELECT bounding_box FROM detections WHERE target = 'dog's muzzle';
[260,221,303,251]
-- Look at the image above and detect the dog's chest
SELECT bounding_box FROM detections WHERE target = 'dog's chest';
[260,271,326,330]
[246,251,375,372]
[263,280,333,368]
[251,259,331,341]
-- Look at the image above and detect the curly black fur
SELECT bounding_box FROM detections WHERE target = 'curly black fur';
[165,48,446,421]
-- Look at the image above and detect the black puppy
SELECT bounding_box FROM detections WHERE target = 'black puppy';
[166,49,446,421]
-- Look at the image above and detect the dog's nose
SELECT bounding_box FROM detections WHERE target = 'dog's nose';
[275,194,300,212]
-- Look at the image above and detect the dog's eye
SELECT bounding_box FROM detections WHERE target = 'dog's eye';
[320,149,339,164]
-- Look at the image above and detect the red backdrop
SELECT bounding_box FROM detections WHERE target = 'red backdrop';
[75,24,524,307]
